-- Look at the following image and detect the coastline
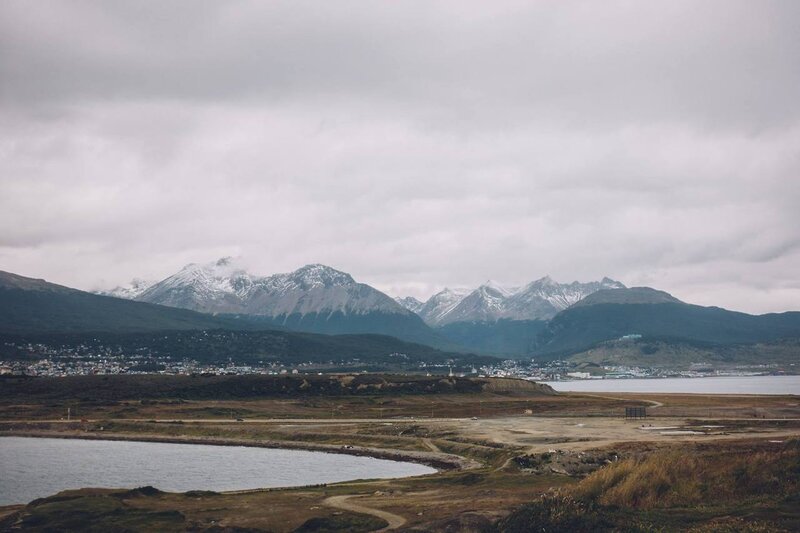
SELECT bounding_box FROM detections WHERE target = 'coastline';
[0,430,480,472]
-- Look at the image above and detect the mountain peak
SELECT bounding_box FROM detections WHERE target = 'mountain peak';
[480,280,516,296]
[170,258,249,287]
[529,275,556,288]
[289,264,355,288]
[442,287,470,296]
[99,277,156,300]
[0,271,71,293]
[394,295,424,313]
[426,275,632,325]
[132,260,406,319]
[601,276,626,288]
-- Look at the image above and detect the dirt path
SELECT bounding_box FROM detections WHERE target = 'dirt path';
[578,393,664,409]
[323,494,406,531]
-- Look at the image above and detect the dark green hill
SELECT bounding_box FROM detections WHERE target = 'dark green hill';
[227,311,461,352]
[0,271,249,334]
[567,337,800,368]
[533,290,800,357]
[571,286,683,307]
[437,319,548,357]
[0,329,492,367]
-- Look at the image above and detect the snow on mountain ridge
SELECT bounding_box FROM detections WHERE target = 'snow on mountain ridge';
[439,283,509,324]
[417,287,471,325]
[133,259,407,317]
[395,296,424,314]
[481,280,518,297]
[98,278,155,300]
[274,263,356,291]
[106,259,625,326]
[135,258,256,313]
[408,276,626,326]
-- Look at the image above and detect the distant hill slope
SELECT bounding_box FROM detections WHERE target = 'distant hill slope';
[224,309,455,350]
[438,319,548,357]
[570,286,682,307]
[0,271,245,334]
[566,337,800,368]
[0,329,493,367]
[533,287,800,357]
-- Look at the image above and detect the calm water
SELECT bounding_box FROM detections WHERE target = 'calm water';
[0,437,435,506]
[543,375,800,395]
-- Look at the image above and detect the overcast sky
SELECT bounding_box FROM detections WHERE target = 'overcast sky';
[1,1,799,313]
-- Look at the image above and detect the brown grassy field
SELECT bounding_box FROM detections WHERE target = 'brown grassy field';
[1,375,799,532]
[1,391,642,421]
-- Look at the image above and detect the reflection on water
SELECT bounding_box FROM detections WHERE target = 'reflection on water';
[544,375,800,395]
[0,437,435,505]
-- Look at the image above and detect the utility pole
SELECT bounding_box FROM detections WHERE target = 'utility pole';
[67,407,71,422]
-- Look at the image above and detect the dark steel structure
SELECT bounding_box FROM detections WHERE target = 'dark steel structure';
[625,406,647,419]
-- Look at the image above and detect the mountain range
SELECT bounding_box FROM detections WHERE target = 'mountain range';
[102,259,446,348]
[102,259,627,352]
[106,259,625,326]
[0,270,485,367]
[396,276,626,325]
[389,276,627,355]
[99,260,800,360]
[5,260,800,365]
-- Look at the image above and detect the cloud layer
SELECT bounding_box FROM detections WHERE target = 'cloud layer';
[1,1,799,313]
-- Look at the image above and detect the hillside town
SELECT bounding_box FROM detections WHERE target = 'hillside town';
[2,347,788,380]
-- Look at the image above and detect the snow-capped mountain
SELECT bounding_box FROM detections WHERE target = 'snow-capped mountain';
[99,278,156,300]
[135,257,253,313]
[437,282,515,325]
[410,276,626,326]
[136,258,408,317]
[416,287,472,325]
[102,259,625,349]
[503,276,626,321]
[394,296,424,314]
[244,264,405,317]
[116,259,445,347]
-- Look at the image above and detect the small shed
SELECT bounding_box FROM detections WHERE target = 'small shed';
[625,406,647,419]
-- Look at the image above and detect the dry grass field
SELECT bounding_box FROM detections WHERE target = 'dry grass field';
[1,375,798,532]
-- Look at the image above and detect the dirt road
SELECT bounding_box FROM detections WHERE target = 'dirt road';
[323,494,406,531]
[438,416,800,453]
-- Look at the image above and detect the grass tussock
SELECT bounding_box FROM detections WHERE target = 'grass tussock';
[575,440,800,508]
[293,511,388,533]
[495,491,609,533]
[686,516,786,532]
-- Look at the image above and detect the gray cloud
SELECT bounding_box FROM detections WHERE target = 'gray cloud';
[1,1,799,314]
